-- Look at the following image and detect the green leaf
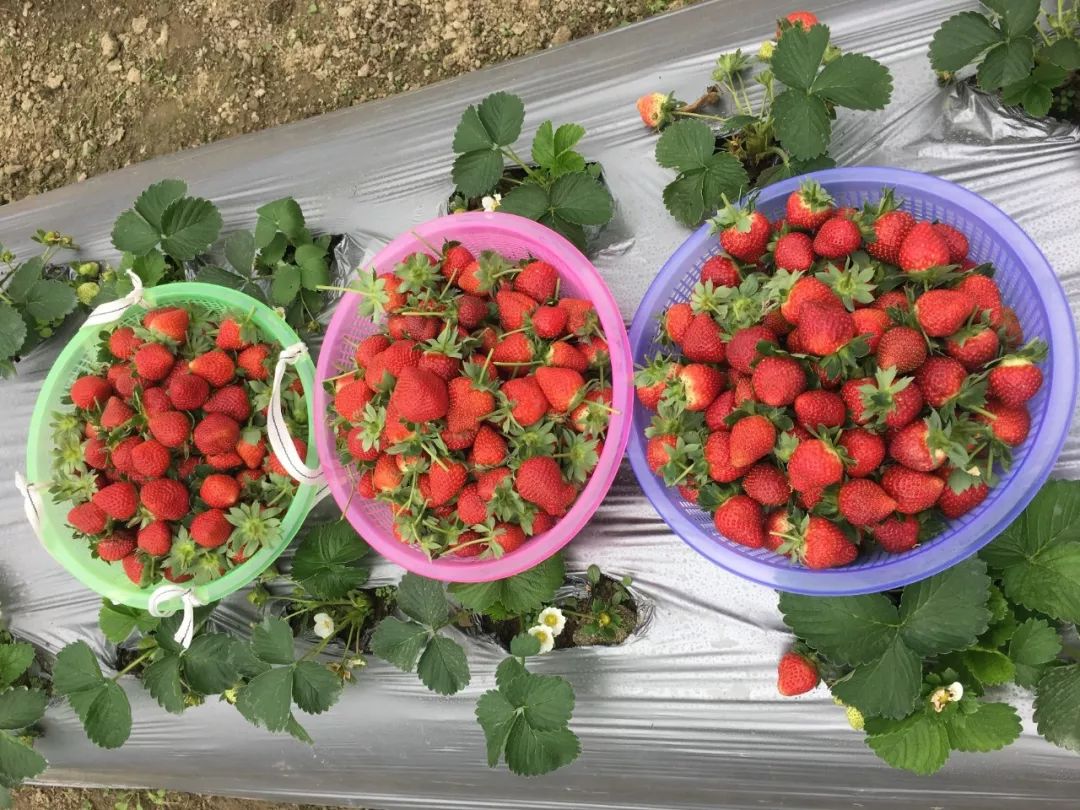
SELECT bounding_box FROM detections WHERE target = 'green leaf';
[548,173,612,226]
[978,38,1035,90]
[24,280,76,322]
[251,617,295,665]
[476,689,518,767]
[159,197,222,261]
[224,230,256,274]
[898,558,991,656]
[370,617,429,672]
[236,666,293,733]
[504,725,581,777]
[1034,663,1080,753]
[295,243,329,290]
[142,655,185,714]
[0,644,35,688]
[195,266,266,303]
[255,198,306,244]
[453,105,496,152]
[452,151,505,199]
[450,555,565,616]
[0,688,46,730]
[1002,79,1054,117]
[499,183,550,221]
[771,23,830,90]
[183,634,242,695]
[929,11,1005,72]
[985,0,1041,37]
[98,600,159,645]
[542,212,587,252]
[866,711,951,775]
[663,171,710,227]
[64,682,131,749]
[509,633,542,659]
[1009,618,1062,688]
[994,535,1080,623]
[291,660,342,714]
[963,648,1016,685]
[476,91,525,147]
[270,263,302,306]
[4,258,43,303]
[504,672,574,731]
[396,573,450,628]
[832,637,922,720]
[946,701,1021,752]
[1042,38,1080,70]
[133,179,187,229]
[285,714,313,745]
[416,635,471,696]
[771,88,831,160]
[532,122,587,177]
[53,641,106,695]
[0,732,47,782]
[0,304,27,361]
[700,153,750,212]
[131,250,167,287]
[778,592,899,666]
[111,209,161,255]
[292,522,370,600]
[655,119,715,172]
[812,53,893,110]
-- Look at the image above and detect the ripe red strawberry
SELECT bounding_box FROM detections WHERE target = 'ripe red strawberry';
[752,355,806,406]
[205,384,252,422]
[915,358,968,410]
[844,371,924,429]
[867,210,915,264]
[201,474,242,509]
[838,479,898,526]
[647,435,677,473]
[423,461,468,507]
[490,523,526,555]
[764,509,792,550]
[167,372,210,410]
[793,390,845,429]
[664,302,694,344]
[110,436,141,476]
[265,438,307,476]
[137,521,172,556]
[390,367,449,422]
[92,481,138,520]
[787,439,844,492]
[774,232,815,271]
[447,376,496,430]
[812,217,861,260]
[237,434,267,469]
[915,288,974,337]
[713,494,765,548]
[441,244,475,283]
[979,399,1030,446]
[778,9,818,35]
[97,531,137,562]
[705,389,736,431]
[851,308,891,353]
[869,515,919,553]
[148,411,190,449]
[558,298,598,335]
[934,223,969,263]
[988,357,1043,407]
[545,340,588,372]
[705,431,746,482]
[354,334,391,369]
[839,428,886,478]
[700,254,741,287]
[475,467,512,501]
[188,350,235,387]
[876,326,927,372]
[635,360,678,410]
[491,332,535,370]
[387,314,440,342]
[84,436,109,469]
[215,317,247,351]
[143,307,189,342]
[237,344,271,381]
[726,325,778,374]
[674,364,724,411]
[372,454,404,492]
[345,426,379,461]
[366,341,422,389]
[194,413,241,455]
[516,456,577,516]
[881,465,945,514]
[732,372,756,406]
[536,366,587,413]
[333,379,372,421]
[873,290,910,313]
[142,386,171,415]
[570,388,612,434]
[680,313,726,363]
[946,325,999,370]
[470,425,508,467]
[729,414,776,468]
[141,478,190,521]
[785,180,833,230]
[121,553,145,584]
[798,301,856,356]
[108,327,142,360]
[456,483,488,525]
[937,479,989,519]
[531,305,569,339]
[777,651,819,696]
[68,501,108,535]
[889,419,948,471]
[496,290,540,331]
[515,260,559,302]
[500,376,549,427]
[100,396,134,429]
[780,276,841,325]
[899,221,951,271]
[131,439,171,479]
[71,375,113,410]
[378,273,407,311]
[578,336,608,368]
[191,509,232,548]
[742,463,790,507]
[801,516,858,569]
[715,205,771,263]
[451,295,486,331]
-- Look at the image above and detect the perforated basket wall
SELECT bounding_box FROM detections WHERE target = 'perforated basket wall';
[315,211,633,583]
[628,167,1079,595]
[25,282,320,610]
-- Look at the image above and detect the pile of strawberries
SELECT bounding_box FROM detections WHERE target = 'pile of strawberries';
[53,302,307,587]
[639,180,1046,569]
[329,243,612,558]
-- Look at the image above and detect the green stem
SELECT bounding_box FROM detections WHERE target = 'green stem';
[301,634,334,661]
[113,649,156,680]
[500,146,547,187]
[672,110,731,123]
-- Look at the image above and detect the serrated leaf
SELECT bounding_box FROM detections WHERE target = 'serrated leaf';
[111,209,161,255]
[159,197,222,260]
[255,198,306,244]
[142,655,185,714]
[52,641,106,695]
[509,633,542,658]
[496,656,528,691]
[663,170,709,227]
[133,179,187,229]
[476,91,525,146]
[195,266,266,303]
[370,618,429,672]
[416,635,470,696]
[505,725,580,777]
[0,303,27,361]
[476,689,518,767]
[236,666,293,733]
[1009,618,1062,688]
[504,672,574,731]
[812,53,893,110]
[396,573,450,628]
[898,558,991,656]
[98,600,159,645]
[285,714,313,744]
[548,172,612,226]
[0,644,35,688]
[1034,663,1080,753]
[655,119,715,172]
[450,555,565,616]
[65,681,131,749]
[978,38,1035,91]
[532,122,588,177]
[866,711,951,775]
[4,258,43,303]
[453,105,496,152]
[984,0,1041,37]
[1042,38,1080,70]
[963,648,1015,685]
[291,660,342,714]
[499,183,550,220]
[778,592,899,666]
[0,732,46,782]
[291,521,371,600]
[270,263,302,306]
[532,120,557,169]
[452,151,505,199]
[0,688,46,730]
[224,230,256,274]
[24,279,77,322]
[295,243,329,290]
[542,212,587,252]
[929,11,1005,72]
[251,618,295,665]
[771,23,830,89]
[832,636,922,720]
[772,88,831,160]
[700,153,750,213]
[947,701,1021,752]
[131,250,167,287]
[183,634,242,695]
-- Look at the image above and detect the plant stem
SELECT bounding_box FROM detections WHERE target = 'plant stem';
[113,649,155,680]
[500,146,547,187]
[673,110,731,123]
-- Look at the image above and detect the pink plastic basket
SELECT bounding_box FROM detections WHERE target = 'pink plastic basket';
[315,212,633,582]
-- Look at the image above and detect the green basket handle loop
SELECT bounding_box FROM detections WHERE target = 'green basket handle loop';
[83,270,148,329]
[268,343,326,489]
[14,472,46,543]
[148,585,205,649]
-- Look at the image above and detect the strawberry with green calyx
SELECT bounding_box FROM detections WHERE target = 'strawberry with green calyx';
[914,288,975,337]
[569,388,614,435]
[646,434,678,474]
[881,465,945,514]
[680,312,727,363]
[709,198,772,264]
[945,322,999,371]
[815,258,878,310]
[700,254,742,287]
[786,434,846,493]
[987,339,1047,407]
[661,363,724,413]
[774,273,841,325]
[777,650,820,696]
[977,399,1030,447]
[726,325,778,374]
[143,307,190,343]
[713,493,766,548]
[888,410,983,473]
[636,92,681,130]
[751,354,807,407]
[729,414,777,468]
[837,479,897,526]
[635,356,679,411]
[773,232,815,272]
[851,308,892,353]
[71,375,113,410]
[868,514,920,553]
[785,179,834,231]
[529,305,569,340]
[838,428,886,478]
[812,217,863,261]
[773,513,858,569]
[515,456,577,517]
[914,356,986,412]
[845,367,924,430]
[662,303,693,348]
[860,189,914,265]
[899,221,952,272]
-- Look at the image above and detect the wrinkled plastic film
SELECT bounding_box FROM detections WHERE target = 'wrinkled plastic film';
[2,0,1079,806]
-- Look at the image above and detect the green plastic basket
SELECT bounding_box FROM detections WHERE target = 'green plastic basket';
[25,282,320,611]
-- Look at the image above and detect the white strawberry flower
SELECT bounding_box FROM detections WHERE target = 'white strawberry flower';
[313,612,335,640]
[946,681,964,702]
[537,606,567,636]
[930,681,964,713]
[528,624,556,654]
[481,193,502,212]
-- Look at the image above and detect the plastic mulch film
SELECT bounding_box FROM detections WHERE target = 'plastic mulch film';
[2,0,1079,806]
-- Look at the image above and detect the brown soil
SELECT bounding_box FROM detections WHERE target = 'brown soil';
[13,787,341,809]
[0,0,694,206]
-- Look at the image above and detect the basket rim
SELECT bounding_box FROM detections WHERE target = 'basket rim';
[314,211,634,582]
[25,281,321,610]
[628,166,1079,595]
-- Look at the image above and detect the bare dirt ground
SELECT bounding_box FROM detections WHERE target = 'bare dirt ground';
[0,0,693,206]
[14,787,336,809]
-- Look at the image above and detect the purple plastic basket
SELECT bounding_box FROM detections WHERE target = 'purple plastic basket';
[316,212,633,583]
[628,167,1078,595]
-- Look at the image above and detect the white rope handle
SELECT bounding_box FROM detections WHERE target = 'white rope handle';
[267,343,326,490]
[148,585,205,650]
[83,270,147,328]
[14,472,46,542]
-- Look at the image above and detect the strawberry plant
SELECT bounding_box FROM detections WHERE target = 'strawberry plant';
[0,631,47,804]
[449,91,614,250]
[777,480,1080,774]
[930,0,1080,122]
[638,12,893,226]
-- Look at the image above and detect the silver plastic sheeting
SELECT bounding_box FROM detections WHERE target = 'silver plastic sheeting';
[2,0,1080,806]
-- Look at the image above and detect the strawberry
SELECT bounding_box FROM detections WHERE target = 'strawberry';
[937,479,989,519]
[793,390,845,430]
[201,474,241,509]
[873,290,910,313]
[237,434,267,469]
[208,451,244,470]
[713,494,765,548]
[844,369,924,429]
[979,399,1030,446]
[333,379,373,421]
[97,531,137,562]
[455,295,489,330]
[100,396,134,429]
[141,478,190,521]
[142,386,171,415]
[189,350,235,387]
[491,332,535,370]
[237,344,271,381]
[729,414,776,468]
[881,465,945,514]
[490,523,526,554]
[110,365,137,400]
[914,357,969,408]
[530,305,569,339]
[422,461,468,507]
[787,439,844,492]
[143,307,189,342]
[84,436,109,469]
[988,356,1043,407]
[647,435,677,473]
[535,366,587,413]
[704,389,736,431]
[838,479,897,526]
[1001,307,1024,349]
[122,554,145,584]
[945,324,999,370]
[934,223,969,263]
[447,376,496,430]
[131,439,171,479]
[390,367,450,422]
[635,92,672,129]
[388,314,440,342]
[191,509,232,548]
[366,341,422,389]
[500,376,549,427]
[110,436,141,476]
[752,355,806,406]
[664,302,694,344]
[714,203,771,263]
[774,232,815,271]
[578,336,608,368]
[838,428,886,478]
[779,10,818,35]
[812,217,861,260]
[742,463,790,507]
[92,481,138,520]
[888,418,949,471]
[167,372,210,410]
[516,456,577,517]
[915,288,974,337]
[700,254,741,287]
[108,327,142,360]
[215,317,248,351]
[137,521,172,557]
[456,483,488,525]
[379,273,407,311]
[515,260,559,302]
[204,384,252,422]
[470,425,508,467]
[732,372,756,406]
[346,426,379,462]
[71,375,113,410]
[558,298,598,335]
[148,411,190,449]
[899,221,951,271]
[194,413,241,456]
[680,313,726,363]
[764,509,792,550]
[780,276,841,324]
[851,308,891,353]
[777,651,819,696]
[178,456,202,479]
[673,363,724,411]
[635,359,678,410]
[570,388,612,434]
[785,180,833,230]
[441,244,475,283]
[798,301,856,356]
[726,325,778,374]
[373,454,404,492]
[869,515,919,553]
[354,334,392,368]
[476,467,513,501]
[68,502,107,535]
[496,290,540,331]
[704,431,746,482]
[867,210,915,264]
[545,341,588,372]
[265,438,307,476]
[876,326,927,372]
[799,517,858,569]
